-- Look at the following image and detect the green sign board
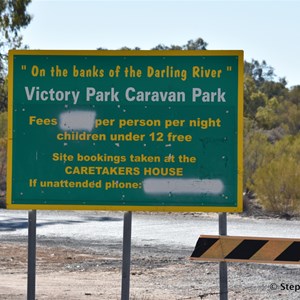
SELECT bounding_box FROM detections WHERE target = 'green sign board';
[7,50,243,212]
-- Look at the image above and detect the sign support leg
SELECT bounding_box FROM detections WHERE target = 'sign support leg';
[121,211,132,300]
[27,210,37,300]
[219,212,228,300]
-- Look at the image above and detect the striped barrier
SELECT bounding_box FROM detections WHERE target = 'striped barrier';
[190,235,300,264]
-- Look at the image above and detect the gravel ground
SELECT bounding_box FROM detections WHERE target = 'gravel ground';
[1,234,300,300]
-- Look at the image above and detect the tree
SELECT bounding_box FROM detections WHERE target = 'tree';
[288,85,300,105]
[151,38,207,51]
[244,59,275,84]
[255,96,280,130]
[243,123,270,193]
[253,155,300,216]
[97,37,208,51]
[0,0,32,111]
[0,111,6,189]
[252,136,300,216]
[259,80,287,99]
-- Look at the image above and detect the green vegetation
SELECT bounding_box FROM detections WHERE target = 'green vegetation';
[0,30,299,216]
[243,59,300,216]
[0,111,6,190]
[0,0,32,197]
[251,136,300,216]
[1,0,32,111]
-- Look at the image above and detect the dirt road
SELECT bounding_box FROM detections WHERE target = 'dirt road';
[1,233,300,299]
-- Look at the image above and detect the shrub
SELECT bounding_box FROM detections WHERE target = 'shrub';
[252,136,300,215]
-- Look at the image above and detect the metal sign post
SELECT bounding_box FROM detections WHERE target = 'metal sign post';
[121,211,132,300]
[218,212,228,300]
[27,210,37,300]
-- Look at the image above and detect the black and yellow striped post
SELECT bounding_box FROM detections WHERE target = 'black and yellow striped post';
[190,235,300,264]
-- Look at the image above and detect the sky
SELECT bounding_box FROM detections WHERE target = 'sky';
[21,0,300,87]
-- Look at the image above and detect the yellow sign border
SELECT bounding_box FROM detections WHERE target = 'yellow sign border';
[7,50,243,212]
